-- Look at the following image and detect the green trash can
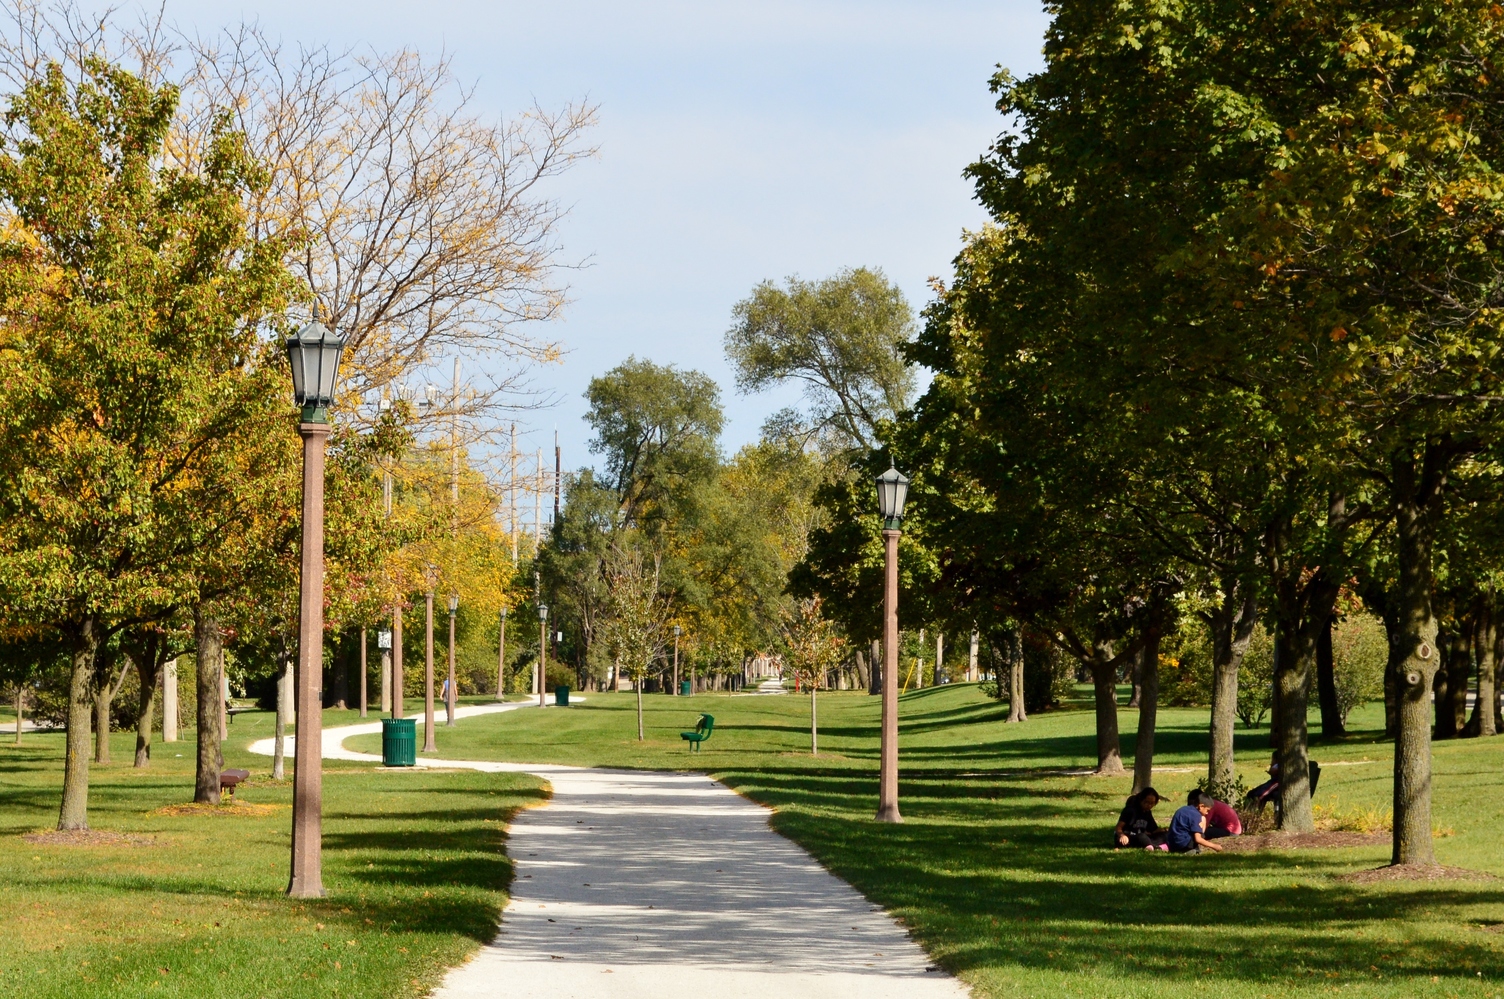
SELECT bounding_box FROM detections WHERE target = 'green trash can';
[680,680,692,696]
[382,718,416,766]
[555,685,570,707]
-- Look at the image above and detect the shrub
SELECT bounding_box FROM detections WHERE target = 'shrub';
[1236,626,1275,728]
[1332,613,1388,724]
[1160,616,1215,706]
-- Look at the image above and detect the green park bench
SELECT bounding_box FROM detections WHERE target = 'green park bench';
[679,713,714,752]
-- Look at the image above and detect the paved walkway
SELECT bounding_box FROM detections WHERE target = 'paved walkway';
[248,703,969,999]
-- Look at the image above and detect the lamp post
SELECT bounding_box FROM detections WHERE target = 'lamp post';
[284,315,346,898]
[672,625,682,695]
[496,606,508,701]
[875,464,909,824]
[423,587,437,752]
[446,594,458,725]
[537,603,548,708]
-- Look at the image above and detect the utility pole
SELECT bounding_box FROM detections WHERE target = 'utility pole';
[509,424,518,563]
[554,429,561,525]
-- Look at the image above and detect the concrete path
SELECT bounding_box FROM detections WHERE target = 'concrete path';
[248,703,970,999]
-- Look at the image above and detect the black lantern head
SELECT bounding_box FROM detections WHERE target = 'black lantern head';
[285,317,347,423]
[448,594,459,614]
[875,465,910,530]
[537,603,549,623]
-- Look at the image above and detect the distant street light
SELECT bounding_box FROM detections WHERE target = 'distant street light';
[537,603,549,708]
[423,586,437,752]
[284,315,346,898]
[673,625,682,696]
[874,464,909,824]
[447,594,459,725]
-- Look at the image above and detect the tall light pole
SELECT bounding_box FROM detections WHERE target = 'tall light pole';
[672,625,681,695]
[423,587,437,752]
[284,315,346,898]
[496,606,508,700]
[446,594,458,725]
[537,603,549,708]
[875,464,909,824]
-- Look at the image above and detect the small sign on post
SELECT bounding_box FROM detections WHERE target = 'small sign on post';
[378,630,392,650]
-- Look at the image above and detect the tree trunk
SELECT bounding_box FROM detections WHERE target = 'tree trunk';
[810,685,818,756]
[1007,632,1027,723]
[1131,632,1160,794]
[273,653,291,780]
[1126,650,1142,708]
[13,685,22,745]
[1273,618,1317,833]
[93,651,129,766]
[1465,597,1496,737]
[1088,659,1124,775]
[969,630,979,682]
[93,672,111,765]
[1445,628,1471,738]
[1495,628,1504,735]
[1432,631,1456,739]
[57,616,100,831]
[163,660,178,742]
[1381,605,1401,737]
[1208,588,1256,787]
[1316,615,1344,739]
[853,649,870,692]
[1391,454,1443,867]
[869,639,881,694]
[194,607,224,805]
[133,633,162,768]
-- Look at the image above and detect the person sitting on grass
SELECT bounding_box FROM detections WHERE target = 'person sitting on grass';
[1168,792,1224,854]
[1244,755,1280,813]
[1114,787,1168,851]
[1187,789,1243,839]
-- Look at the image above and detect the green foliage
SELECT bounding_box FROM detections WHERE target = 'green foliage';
[1023,638,1072,713]
[0,56,295,642]
[583,356,722,533]
[1195,772,1249,806]
[1236,627,1275,729]
[1332,613,1389,724]
[1160,617,1216,708]
[725,267,916,450]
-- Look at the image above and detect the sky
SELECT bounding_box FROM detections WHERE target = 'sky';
[154,0,1051,473]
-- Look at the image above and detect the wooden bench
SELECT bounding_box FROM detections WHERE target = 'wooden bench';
[226,705,256,724]
[679,713,714,752]
[220,768,251,802]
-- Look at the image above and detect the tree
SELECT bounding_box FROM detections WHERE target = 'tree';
[600,539,667,741]
[584,357,723,533]
[178,28,596,434]
[726,268,916,451]
[780,597,846,756]
[0,58,293,828]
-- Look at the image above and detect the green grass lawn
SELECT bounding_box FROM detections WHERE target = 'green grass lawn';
[0,710,546,999]
[347,684,1504,999]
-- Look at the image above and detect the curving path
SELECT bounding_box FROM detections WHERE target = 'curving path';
[249,704,970,999]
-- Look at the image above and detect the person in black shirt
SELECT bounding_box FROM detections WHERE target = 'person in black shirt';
[1113,787,1167,850]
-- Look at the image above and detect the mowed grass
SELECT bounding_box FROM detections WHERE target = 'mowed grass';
[348,684,1504,999]
[0,710,546,999]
